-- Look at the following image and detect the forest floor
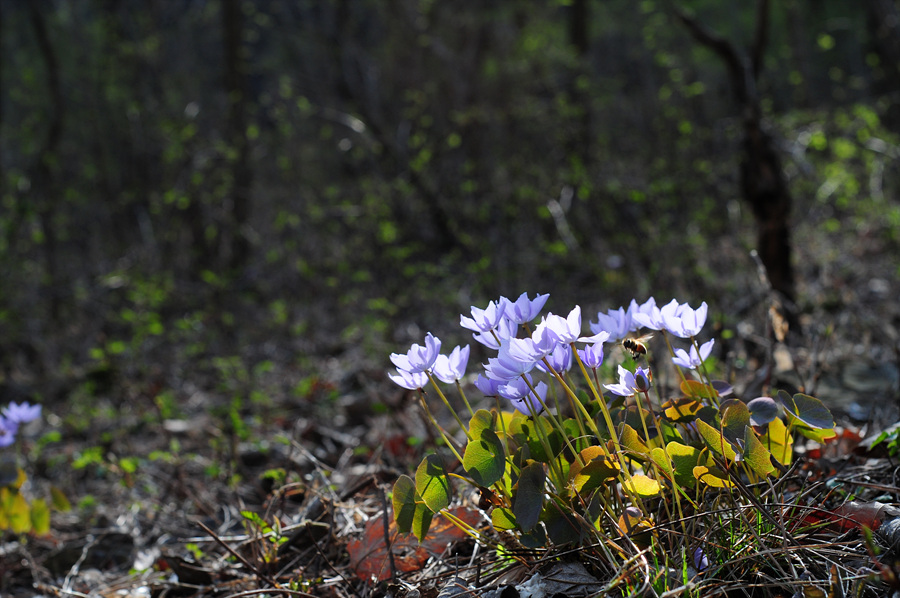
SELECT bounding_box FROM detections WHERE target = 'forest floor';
[3,218,900,598]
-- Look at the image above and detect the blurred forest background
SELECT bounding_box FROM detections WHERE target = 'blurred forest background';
[2,0,900,407]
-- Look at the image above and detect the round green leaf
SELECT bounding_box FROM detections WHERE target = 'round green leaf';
[415,454,451,513]
[463,427,506,487]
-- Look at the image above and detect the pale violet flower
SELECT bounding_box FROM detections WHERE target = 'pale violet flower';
[390,333,442,373]
[631,297,668,330]
[498,375,547,416]
[578,330,610,344]
[669,301,709,338]
[671,339,715,369]
[533,306,582,345]
[536,343,573,374]
[508,336,555,363]
[474,374,503,396]
[590,301,639,341]
[605,365,652,397]
[0,416,15,448]
[388,368,428,390]
[484,342,536,381]
[2,401,41,425]
[500,292,549,325]
[577,342,605,369]
[471,317,517,350]
[460,300,505,333]
[432,345,471,383]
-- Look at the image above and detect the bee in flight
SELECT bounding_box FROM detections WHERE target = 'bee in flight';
[622,334,653,360]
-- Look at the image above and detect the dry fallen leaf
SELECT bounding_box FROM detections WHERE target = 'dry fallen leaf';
[347,506,481,583]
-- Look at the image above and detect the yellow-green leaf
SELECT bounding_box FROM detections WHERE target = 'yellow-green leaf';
[666,441,706,488]
[693,465,735,488]
[695,419,737,461]
[743,426,775,478]
[50,487,72,512]
[31,498,51,535]
[624,474,661,497]
[662,397,703,422]
[8,492,30,533]
[569,446,619,494]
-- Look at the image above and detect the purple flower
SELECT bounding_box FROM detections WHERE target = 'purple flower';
[390,333,442,373]
[474,374,503,396]
[460,301,506,333]
[2,401,41,425]
[536,343,573,374]
[605,365,652,397]
[671,339,715,370]
[432,345,471,383]
[388,368,429,390]
[500,292,549,325]
[577,342,605,369]
[533,306,582,345]
[589,301,639,341]
[0,416,16,447]
[471,317,517,350]
[665,301,709,338]
[484,343,536,381]
[498,375,547,416]
[693,547,710,571]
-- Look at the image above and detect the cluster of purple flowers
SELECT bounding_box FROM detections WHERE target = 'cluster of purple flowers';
[389,293,713,416]
[0,401,42,448]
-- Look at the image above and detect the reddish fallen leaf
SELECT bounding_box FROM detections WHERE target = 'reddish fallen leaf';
[347,506,481,583]
[800,501,900,532]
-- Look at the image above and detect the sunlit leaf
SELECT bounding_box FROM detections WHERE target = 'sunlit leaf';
[513,462,545,533]
[617,506,653,547]
[648,447,674,481]
[415,454,451,513]
[693,465,735,488]
[620,423,649,456]
[743,426,775,478]
[491,507,517,531]
[8,492,31,534]
[662,397,703,422]
[463,416,506,487]
[761,417,793,465]
[570,446,619,494]
[680,380,717,400]
[695,419,737,461]
[624,474,661,497]
[666,441,706,488]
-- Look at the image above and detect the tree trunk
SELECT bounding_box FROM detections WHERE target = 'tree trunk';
[222,0,252,273]
[28,2,65,322]
[673,1,796,302]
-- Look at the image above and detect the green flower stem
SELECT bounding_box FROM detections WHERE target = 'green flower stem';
[417,394,465,465]
[660,331,688,387]
[571,348,623,460]
[427,373,473,442]
[691,336,720,407]
[519,377,572,489]
[454,380,475,418]
[525,417,567,493]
